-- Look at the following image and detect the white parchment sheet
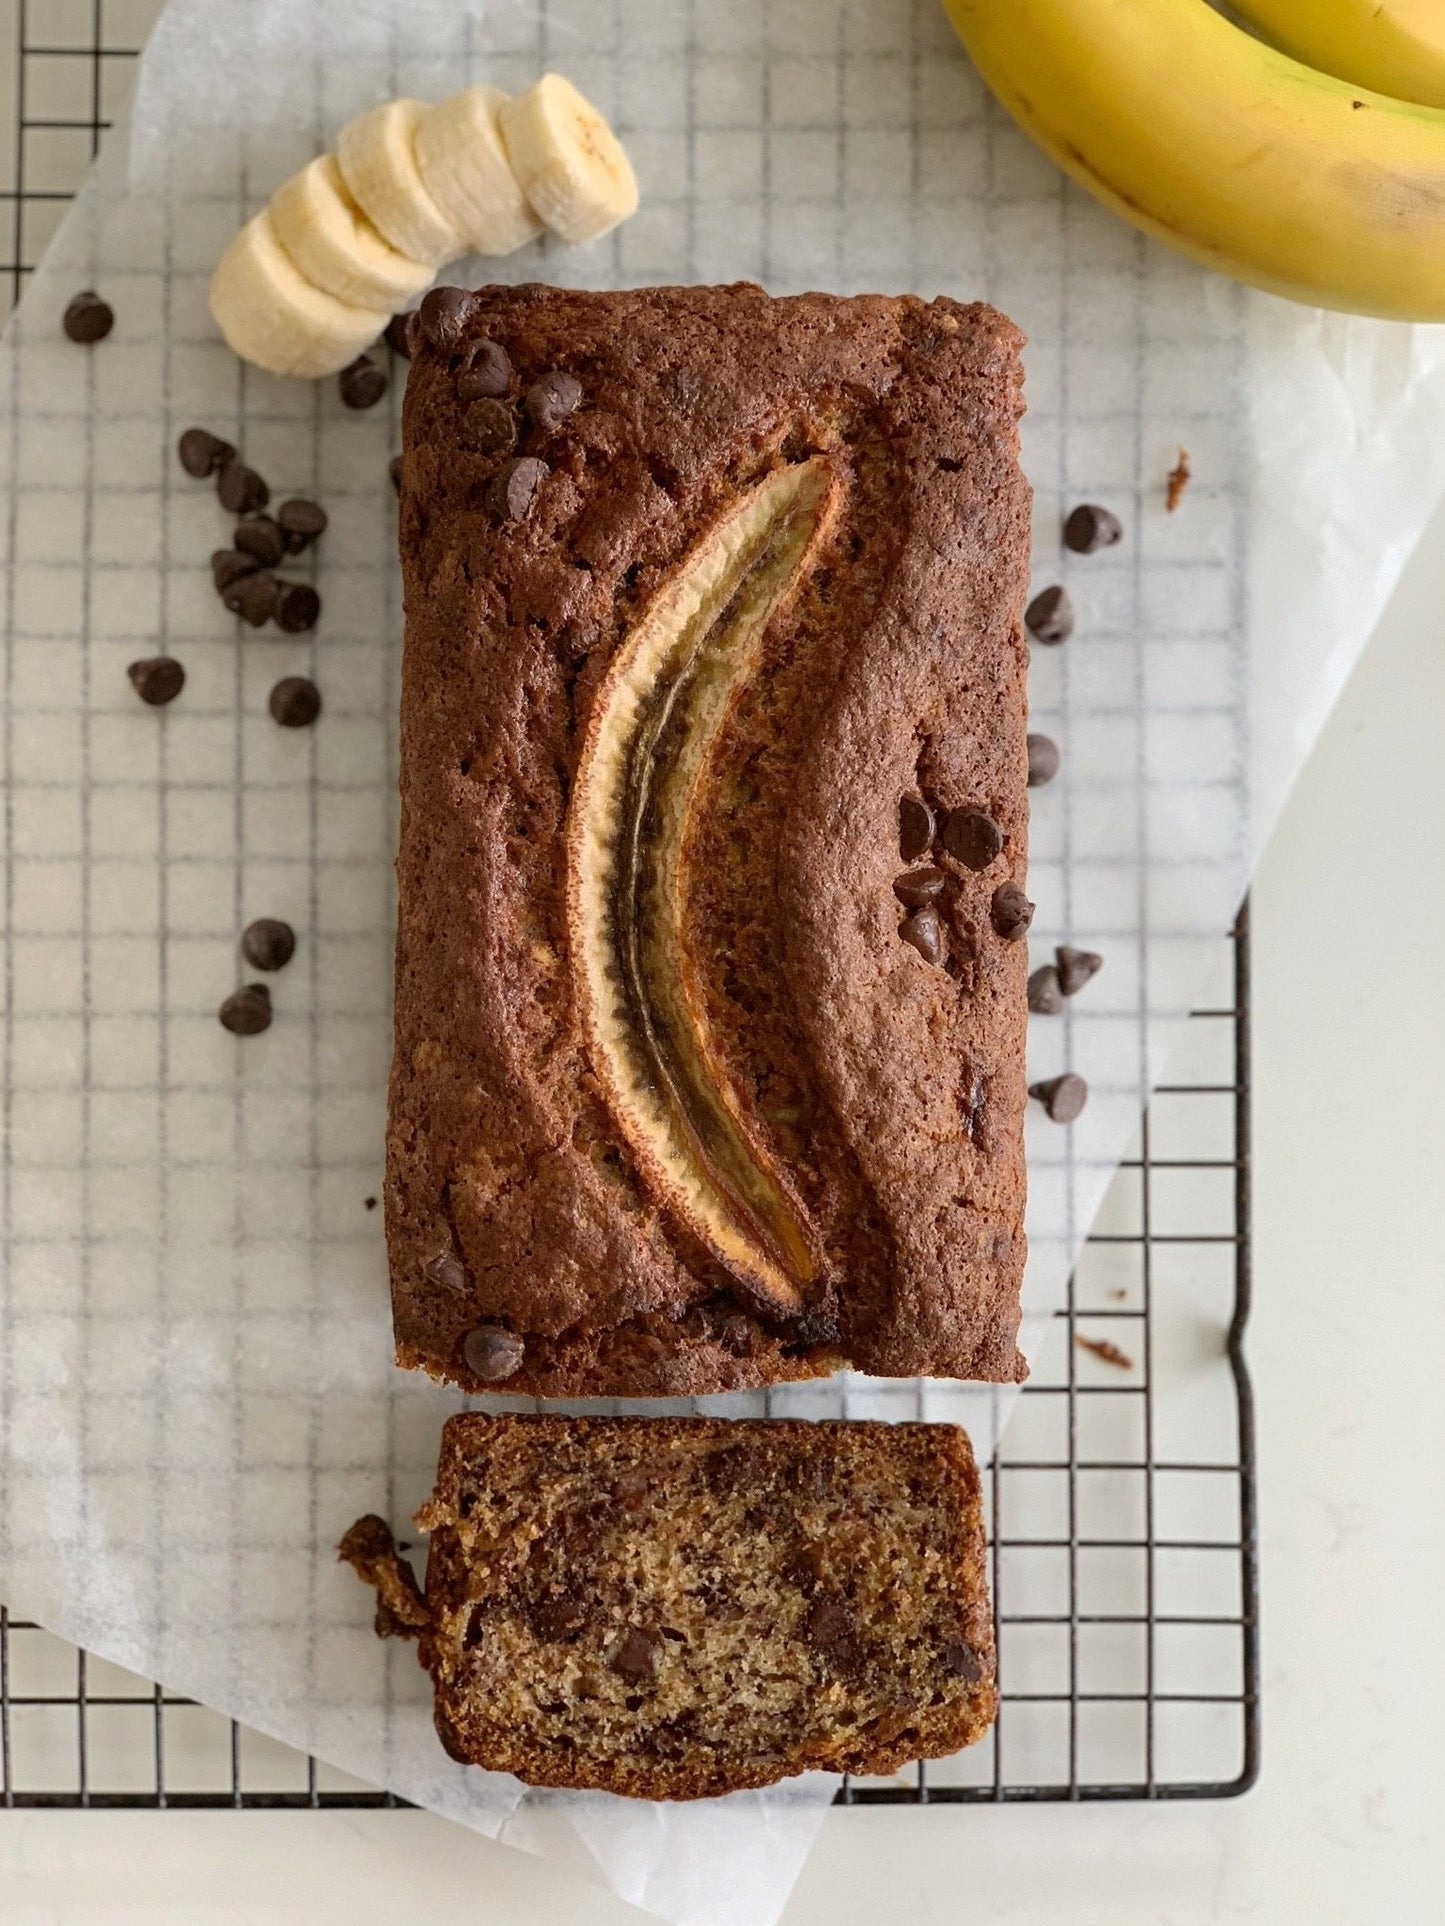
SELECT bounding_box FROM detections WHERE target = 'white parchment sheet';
[3,1,1445,1921]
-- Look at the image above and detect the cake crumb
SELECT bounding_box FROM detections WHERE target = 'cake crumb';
[1165,448,1191,512]
[1075,1333,1133,1370]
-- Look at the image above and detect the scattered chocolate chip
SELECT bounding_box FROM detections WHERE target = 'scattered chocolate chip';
[218,983,271,1036]
[269,675,321,728]
[223,570,279,627]
[1028,965,1064,1014]
[241,917,295,971]
[1056,945,1104,997]
[339,354,388,410]
[1024,584,1074,644]
[804,1596,858,1661]
[389,455,403,494]
[364,1196,378,1211]
[1076,1332,1132,1369]
[942,809,1004,871]
[1166,447,1191,513]
[459,396,517,455]
[1063,503,1123,554]
[127,656,184,706]
[894,864,946,907]
[899,793,933,861]
[941,1641,984,1682]
[62,290,113,343]
[523,370,582,431]
[384,311,417,359]
[276,498,327,553]
[1026,733,1060,787]
[990,883,1035,941]
[456,338,513,401]
[1029,1073,1089,1123]
[610,1627,660,1684]
[488,455,548,521]
[178,427,235,479]
[462,1323,524,1382]
[611,1469,650,1511]
[233,515,285,568]
[899,905,946,966]
[211,548,261,593]
[217,458,269,515]
[423,1250,469,1294]
[418,284,476,353]
[272,581,321,634]
[533,1596,589,1641]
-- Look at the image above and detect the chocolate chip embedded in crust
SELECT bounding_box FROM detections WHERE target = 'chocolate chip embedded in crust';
[339,354,388,410]
[462,1323,524,1382]
[384,311,417,359]
[1027,733,1060,788]
[241,918,295,972]
[276,498,327,552]
[523,370,582,431]
[217,458,269,516]
[488,456,548,521]
[418,284,477,354]
[899,793,933,861]
[457,339,514,403]
[178,427,235,479]
[941,809,1004,871]
[1024,584,1074,644]
[1029,1073,1089,1123]
[990,883,1035,941]
[1063,503,1123,553]
[941,1640,984,1683]
[127,657,184,706]
[269,675,322,728]
[610,1626,660,1683]
[1028,965,1064,1014]
[219,983,271,1036]
[233,515,285,568]
[423,1249,469,1294]
[212,548,261,593]
[459,396,517,456]
[1056,945,1104,996]
[893,864,946,908]
[532,1595,589,1641]
[272,581,321,634]
[899,905,946,966]
[223,571,279,627]
[63,290,113,343]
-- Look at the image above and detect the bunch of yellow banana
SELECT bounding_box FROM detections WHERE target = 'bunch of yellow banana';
[941,0,1445,320]
[209,75,637,378]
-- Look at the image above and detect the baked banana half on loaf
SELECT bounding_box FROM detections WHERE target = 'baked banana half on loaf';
[340,1415,998,1797]
[390,282,1032,1396]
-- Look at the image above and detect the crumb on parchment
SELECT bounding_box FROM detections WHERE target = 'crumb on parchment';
[1166,448,1190,512]
[1075,1333,1133,1370]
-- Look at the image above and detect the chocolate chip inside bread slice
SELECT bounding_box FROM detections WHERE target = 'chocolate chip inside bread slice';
[339,1414,998,1799]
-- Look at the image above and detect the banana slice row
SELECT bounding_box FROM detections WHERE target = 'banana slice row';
[209,75,637,379]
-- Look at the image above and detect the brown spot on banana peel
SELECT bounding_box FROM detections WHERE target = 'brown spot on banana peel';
[567,459,839,1316]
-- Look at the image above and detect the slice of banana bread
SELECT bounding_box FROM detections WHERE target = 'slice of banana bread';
[339,1414,997,1799]
[389,281,1032,1397]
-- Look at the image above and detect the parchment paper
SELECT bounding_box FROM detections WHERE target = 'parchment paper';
[2,0,1444,1921]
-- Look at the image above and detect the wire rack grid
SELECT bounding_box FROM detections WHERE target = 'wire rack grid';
[0,0,1259,1810]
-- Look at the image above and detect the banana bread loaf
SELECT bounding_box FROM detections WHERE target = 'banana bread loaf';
[339,1414,997,1797]
[390,281,1032,1396]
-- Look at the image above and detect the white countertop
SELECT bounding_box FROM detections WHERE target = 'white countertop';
[1,486,1441,1926]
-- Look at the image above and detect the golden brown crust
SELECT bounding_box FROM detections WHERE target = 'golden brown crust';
[389,283,1031,1396]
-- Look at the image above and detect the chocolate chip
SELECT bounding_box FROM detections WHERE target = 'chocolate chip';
[456,338,513,401]
[276,498,327,552]
[384,311,417,359]
[272,581,321,634]
[942,809,1004,871]
[533,1596,588,1641]
[178,427,235,479]
[389,455,403,494]
[423,1250,469,1294]
[1024,584,1074,644]
[990,883,1035,941]
[523,370,582,431]
[804,1596,858,1662]
[219,984,271,1036]
[241,918,295,971]
[1056,945,1103,997]
[460,397,517,455]
[418,284,476,353]
[894,864,946,907]
[462,1323,524,1381]
[1028,965,1064,1014]
[611,1469,650,1511]
[1064,503,1122,553]
[211,548,260,594]
[1026,733,1060,788]
[233,515,285,568]
[1029,1073,1089,1123]
[339,354,388,410]
[718,1313,753,1355]
[223,571,279,627]
[941,1640,983,1683]
[899,793,933,861]
[899,906,945,966]
[62,291,113,343]
[610,1627,660,1684]
[364,1196,378,1210]
[269,676,321,728]
[127,657,184,706]
[488,456,548,521]
[217,459,269,515]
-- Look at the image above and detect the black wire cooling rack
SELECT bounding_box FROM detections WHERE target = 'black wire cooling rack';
[0,0,1259,1810]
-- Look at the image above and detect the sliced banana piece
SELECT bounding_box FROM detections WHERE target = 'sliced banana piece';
[208,208,382,379]
[270,154,434,313]
[415,85,543,257]
[336,98,466,268]
[499,74,638,246]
